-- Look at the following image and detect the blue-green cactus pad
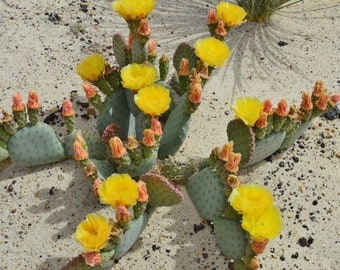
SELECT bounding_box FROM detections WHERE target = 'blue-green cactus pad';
[247,131,286,167]
[112,33,128,68]
[280,119,313,149]
[140,173,183,206]
[173,42,199,73]
[7,123,67,166]
[96,89,130,138]
[186,167,226,220]
[65,130,107,160]
[158,93,191,159]
[91,159,116,180]
[113,212,149,259]
[0,147,9,161]
[214,217,248,260]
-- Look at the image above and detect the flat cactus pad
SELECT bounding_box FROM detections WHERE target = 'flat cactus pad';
[173,42,199,73]
[140,173,183,206]
[186,167,226,221]
[280,119,313,149]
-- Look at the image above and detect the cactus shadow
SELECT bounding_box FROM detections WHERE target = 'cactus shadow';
[36,257,70,270]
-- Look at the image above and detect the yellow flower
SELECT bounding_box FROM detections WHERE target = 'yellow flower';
[216,1,247,27]
[98,174,138,208]
[194,37,230,67]
[76,53,105,82]
[232,97,263,126]
[121,63,158,92]
[112,0,156,20]
[229,184,273,216]
[134,83,171,116]
[75,214,112,252]
[241,205,284,242]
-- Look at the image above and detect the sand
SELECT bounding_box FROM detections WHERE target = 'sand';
[0,0,339,269]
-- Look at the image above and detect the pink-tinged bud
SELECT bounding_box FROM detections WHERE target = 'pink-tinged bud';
[263,99,274,115]
[138,18,151,36]
[215,20,227,36]
[109,136,126,158]
[196,61,209,80]
[125,135,139,150]
[312,80,324,97]
[137,180,149,202]
[227,174,240,189]
[218,141,234,162]
[73,141,89,161]
[207,9,218,24]
[330,93,340,106]
[83,81,98,99]
[151,117,163,136]
[116,205,132,223]
[62,99,75,117]
[251,240,269,255]
[255,112,268,129]
[275,99,289,117]
[315,92,329,110]
[12,92,25,112]
[225,152,241,173]
[248,257,261,270]
[127,33,133,51]
[92,178,102,196]
[147,40,157,57]
[101,124,121,145]
[178,58,190,76]
[27,90,41,110]
[300,92,313,111]
[83,252,102,267]
[142,129,156,147]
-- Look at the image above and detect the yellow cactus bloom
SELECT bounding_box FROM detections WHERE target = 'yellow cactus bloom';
[134,83,171,116]
[75,214,112,252]
[232,97,264,126]
[76,53,105,82]
[241,205,284,242]
[121,63,158,92]
[229,184,273,216]
[98,174,138,208]
[194,37,230,67]
[112,0,156,20]
[216,1,247,27]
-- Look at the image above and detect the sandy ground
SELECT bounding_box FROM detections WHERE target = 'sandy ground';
[0,0,339,269]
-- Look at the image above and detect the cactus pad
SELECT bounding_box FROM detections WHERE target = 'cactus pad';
[173,42,199,73]
[61,254,114,270]
[140,173,183,206]
[112,33,128,67]
[96,89,130,138]
[0,147,9,161]
[247,131,286,167]
[280,119,313,149]
[186,167,226,220]
[131,38,147,64]
[213,217,248,260]
[91,159,116,180]
[7,123,67,166]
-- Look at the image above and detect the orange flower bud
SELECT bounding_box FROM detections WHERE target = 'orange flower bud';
[83,252,102,267]
[137,180,149,202]
[12,92,25,112]
[275,99,289,117]
[263,99,274,115]
[188,79,202,104]
[92,178,102,196]
[147,40,157,57]
[207,9,218,24]
[109,136,126,158]
[151,117,163,136]
[142,129,156,147]
[225,152,241,173]
[218,142,234,162]
[227,174,240,188]
[178,58,189,76]
[251,240,269,255]
[27,90,41,110]
[116,204,132,223]
[62,99,75,117]
[312,80,324,97]
[330,93,340,106]
[75,133,87,148]
[255,112,268,129]
[138,18,151,36]
[300,92,313,111]
[73,141,89,161]
[127,33,133,50]
[125,135,139,150]
[315,92,329,110]
[83,81,97,99]
[215,20,227,36]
